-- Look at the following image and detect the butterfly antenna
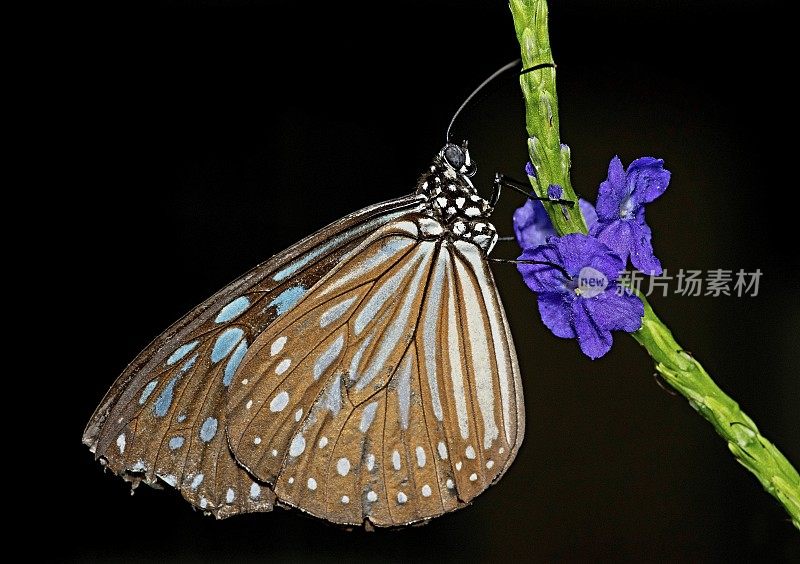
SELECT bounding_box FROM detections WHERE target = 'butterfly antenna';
[446,59,521,143]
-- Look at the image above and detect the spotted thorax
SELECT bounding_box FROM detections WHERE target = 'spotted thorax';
[416,142,498,254]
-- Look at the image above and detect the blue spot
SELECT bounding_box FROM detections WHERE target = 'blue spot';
[181,354,198,373]
[200,417,218,442]
[167,341,199,365]
[139,380,158,405]
[176,414,187,423]
[169,436,185,450]
[211,328,245,363]
[223,340,248,387]
[215,296,251,323]
[153,376,179,417]
[268,285,306,316]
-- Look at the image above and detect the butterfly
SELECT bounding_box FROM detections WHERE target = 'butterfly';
[83,140,525,527]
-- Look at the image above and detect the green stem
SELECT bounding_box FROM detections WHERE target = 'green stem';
[509,0,800,530]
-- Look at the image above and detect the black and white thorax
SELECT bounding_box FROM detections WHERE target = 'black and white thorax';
[416,143,498,254]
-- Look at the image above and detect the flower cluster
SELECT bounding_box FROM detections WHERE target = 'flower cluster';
[515,156,670,358]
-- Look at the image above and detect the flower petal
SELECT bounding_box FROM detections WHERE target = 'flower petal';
[537,292,576,338]
[583,290,644,333]
[517,243,567,293]
[628,216,662,275]
[547,184,563,200]
[579,198,598,231]
[513,199,555,249]
[573,300,614,359]
[627,157,671,205]
[556,233,625,281]
[591,219,634,266]
[595,155,627,221]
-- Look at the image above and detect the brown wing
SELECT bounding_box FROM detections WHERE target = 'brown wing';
[226,216,524,526]
[83,194,425,518]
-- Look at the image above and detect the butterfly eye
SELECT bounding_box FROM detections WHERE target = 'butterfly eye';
[443,144,466,170]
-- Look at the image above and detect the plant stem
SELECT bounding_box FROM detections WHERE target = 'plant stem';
[509,0,800,529]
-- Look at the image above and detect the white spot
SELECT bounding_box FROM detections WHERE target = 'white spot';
[246,399,253,409]
[455,461,462,471]
[190,474,204,490]
[337,458,351,476]
[486,460,495,469]
[289,434,306,457]
[469,473,478,482]
[254,436,262,445]
[313,335,345,380]
[200,497,208,509]
[446,206,456,215]
[269,391,289,412]
[307,477,317,491]
[270,336,287,356]
[241,378,249,385]
[288,477,294,484]
[320,297,357,328]
[341,495,350,504]
[366,453,375,471]
[437,441,448,460]
[452,221,466,235]
[294,408,303,422]
[455,196,465,208]
[422,484,432,497]
[367,490,378,502]
[161,474,177,487]
[446,479,454,489]
[465,206,480,217]
[226,488,235,503]
[324,375,342,415]
[116,433,126,454]
[415,446,426,468]
[499,447,505,454]
[392,450,401,471]
[359,401,379,432]
[418,217,444,236]
[272,449,278,457]
[436,196,448,207]
[397,491,408,504]
[131,460,146,472]
[318,436,328,448]
[396,355,412,429]
[275,358,291,375]
[465,446,476,460]
[250,483,261,499]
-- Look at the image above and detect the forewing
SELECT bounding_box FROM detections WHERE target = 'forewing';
[226,220,524,526]
[83,194,425,518]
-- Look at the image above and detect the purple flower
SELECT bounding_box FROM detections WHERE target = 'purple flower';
[513,198,598,249]
[590,156,670,275]
[547,184,563,200]
[517,233,644,359]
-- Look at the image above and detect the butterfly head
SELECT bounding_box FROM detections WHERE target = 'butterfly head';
[416,142,497,253]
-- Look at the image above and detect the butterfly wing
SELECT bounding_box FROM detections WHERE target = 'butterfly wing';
[226,215,524,526]
[83,194,426,518]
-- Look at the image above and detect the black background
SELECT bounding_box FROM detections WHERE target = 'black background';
[50,0,799,561]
